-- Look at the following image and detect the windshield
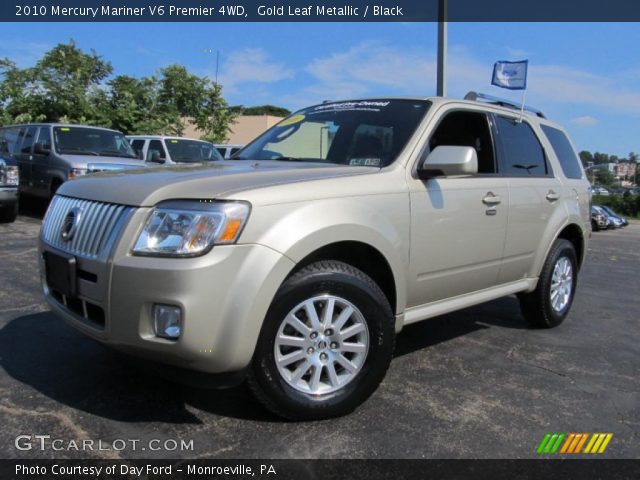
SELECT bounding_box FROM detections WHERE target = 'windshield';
[53,127,138,159]
[165,139,223,162]
[237,99,430,167]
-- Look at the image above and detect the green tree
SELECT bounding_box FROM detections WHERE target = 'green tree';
[578,150,593,167]
[595,168,615,187]
[0,41,237,142]
[240,105,291,117]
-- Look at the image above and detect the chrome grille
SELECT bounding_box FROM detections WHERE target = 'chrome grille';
[42,195,132,257]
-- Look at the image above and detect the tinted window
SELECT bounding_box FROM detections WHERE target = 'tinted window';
[146,140,166,161]
[164,139,223,162]
[496,117,548,176]
[428,111,496,173]
[53,127,137,159]
[130,139,145,155]
[20,126,37,154]
[0,127,21,155]
[36,127,52,150]
[541,125,583,179]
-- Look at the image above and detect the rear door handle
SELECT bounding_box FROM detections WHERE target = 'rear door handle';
[546,190,561,202]
[482,192,502,205]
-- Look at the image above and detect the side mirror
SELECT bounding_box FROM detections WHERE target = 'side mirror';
[418,146,478,179]
[34,142,51,155]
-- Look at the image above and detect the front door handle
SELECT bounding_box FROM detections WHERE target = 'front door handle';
[482,192,502,205]
[546,190,561,202]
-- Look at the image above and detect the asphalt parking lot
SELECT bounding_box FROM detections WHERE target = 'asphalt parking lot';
[1,199,638,459]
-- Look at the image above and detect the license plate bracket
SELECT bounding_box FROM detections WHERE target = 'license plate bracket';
[44,251,77,297]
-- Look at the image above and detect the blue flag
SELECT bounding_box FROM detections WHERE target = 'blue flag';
[492,60,528,90]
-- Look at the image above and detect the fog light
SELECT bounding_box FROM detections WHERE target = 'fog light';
[153,304,182,339]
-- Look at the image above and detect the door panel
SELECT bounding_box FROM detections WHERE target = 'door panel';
[498,177,563,282]
[32,127,52,193]
[408,176,509,306]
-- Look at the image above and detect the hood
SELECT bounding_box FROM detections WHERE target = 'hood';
[60,154,145,168]
[57,160,379,207]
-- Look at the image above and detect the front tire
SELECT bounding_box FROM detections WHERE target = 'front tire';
[519,239,578,328]
[248,260,395,420]
[0,202,18,223]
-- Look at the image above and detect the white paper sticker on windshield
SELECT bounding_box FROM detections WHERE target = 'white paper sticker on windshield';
[349,157,381,167]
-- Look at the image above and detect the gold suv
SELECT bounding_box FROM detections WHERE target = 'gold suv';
[39,94,591,420]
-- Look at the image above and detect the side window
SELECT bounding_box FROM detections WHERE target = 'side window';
[36,127,52,150]
[130,139,145,155]
[496,117,549,177]
[146,140,166,161]
[20,127,37,154]
[3,127,21,154]
[541,125,583,179]
[427,110,496,173]
[215,147,226,157]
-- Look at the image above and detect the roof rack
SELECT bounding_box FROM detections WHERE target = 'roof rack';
[464,91,546,118]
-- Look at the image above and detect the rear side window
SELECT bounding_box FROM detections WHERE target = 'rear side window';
[147,140,166,161]
[496,117,549,176]
[36,127,52,150]
[20,126,37,154]
[130,139,145,155]
[541,125,583,179]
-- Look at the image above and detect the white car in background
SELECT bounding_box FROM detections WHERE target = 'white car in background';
[127,135,224,164]
[214,144,244,159]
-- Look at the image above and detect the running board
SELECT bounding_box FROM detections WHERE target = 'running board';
[403,279,536,326]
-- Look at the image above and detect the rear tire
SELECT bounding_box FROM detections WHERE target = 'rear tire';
[0,202,18,223]
[519,239,578,328]
[248,260,395,420]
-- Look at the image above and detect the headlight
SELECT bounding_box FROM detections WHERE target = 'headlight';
[132,200,251,257]
[0,163,19,186]
[69,168,88,179]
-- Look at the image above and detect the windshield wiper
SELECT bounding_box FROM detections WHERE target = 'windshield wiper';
[58,148,100,156]
[275,156,307,162]
[98,149,137,159]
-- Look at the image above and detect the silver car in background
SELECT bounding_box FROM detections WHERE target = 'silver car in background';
[0,124,145,199]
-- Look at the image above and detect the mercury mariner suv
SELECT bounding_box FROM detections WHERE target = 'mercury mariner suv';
[39,93,591,420]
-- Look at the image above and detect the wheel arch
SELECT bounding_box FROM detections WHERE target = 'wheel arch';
[293,241,398,314]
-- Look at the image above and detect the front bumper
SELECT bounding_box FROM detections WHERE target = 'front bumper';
[40,239,295,375]
[0,186,18,207]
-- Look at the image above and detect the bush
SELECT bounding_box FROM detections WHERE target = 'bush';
[593,193,640,218]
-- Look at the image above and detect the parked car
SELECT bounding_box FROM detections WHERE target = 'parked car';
[598,205,628,227]
[0,124,145,199]
[0,140,19,222]
[127,136,224,164]
[591,206,608,231]
[39,93,590,420]
[214,144,244,159]
[590,185,610,196]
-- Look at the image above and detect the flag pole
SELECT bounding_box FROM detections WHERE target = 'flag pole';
[518,88,527,123]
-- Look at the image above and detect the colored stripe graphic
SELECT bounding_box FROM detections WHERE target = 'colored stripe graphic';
[538,433,613,454]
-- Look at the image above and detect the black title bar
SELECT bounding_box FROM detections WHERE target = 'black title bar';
[5,0,640,22]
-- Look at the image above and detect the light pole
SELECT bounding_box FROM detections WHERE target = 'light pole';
[436,0,448,97]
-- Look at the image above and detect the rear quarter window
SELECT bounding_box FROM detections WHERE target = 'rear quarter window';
[541,125,583,179]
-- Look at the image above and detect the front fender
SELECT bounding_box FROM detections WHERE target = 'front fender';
[240,195,410,314]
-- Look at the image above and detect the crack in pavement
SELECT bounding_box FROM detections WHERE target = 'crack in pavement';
[0,401,123,460]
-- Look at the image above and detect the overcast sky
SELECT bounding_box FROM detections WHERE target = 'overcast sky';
[0,22,638,157]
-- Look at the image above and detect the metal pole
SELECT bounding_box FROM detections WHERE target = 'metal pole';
[436,0,448,97]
